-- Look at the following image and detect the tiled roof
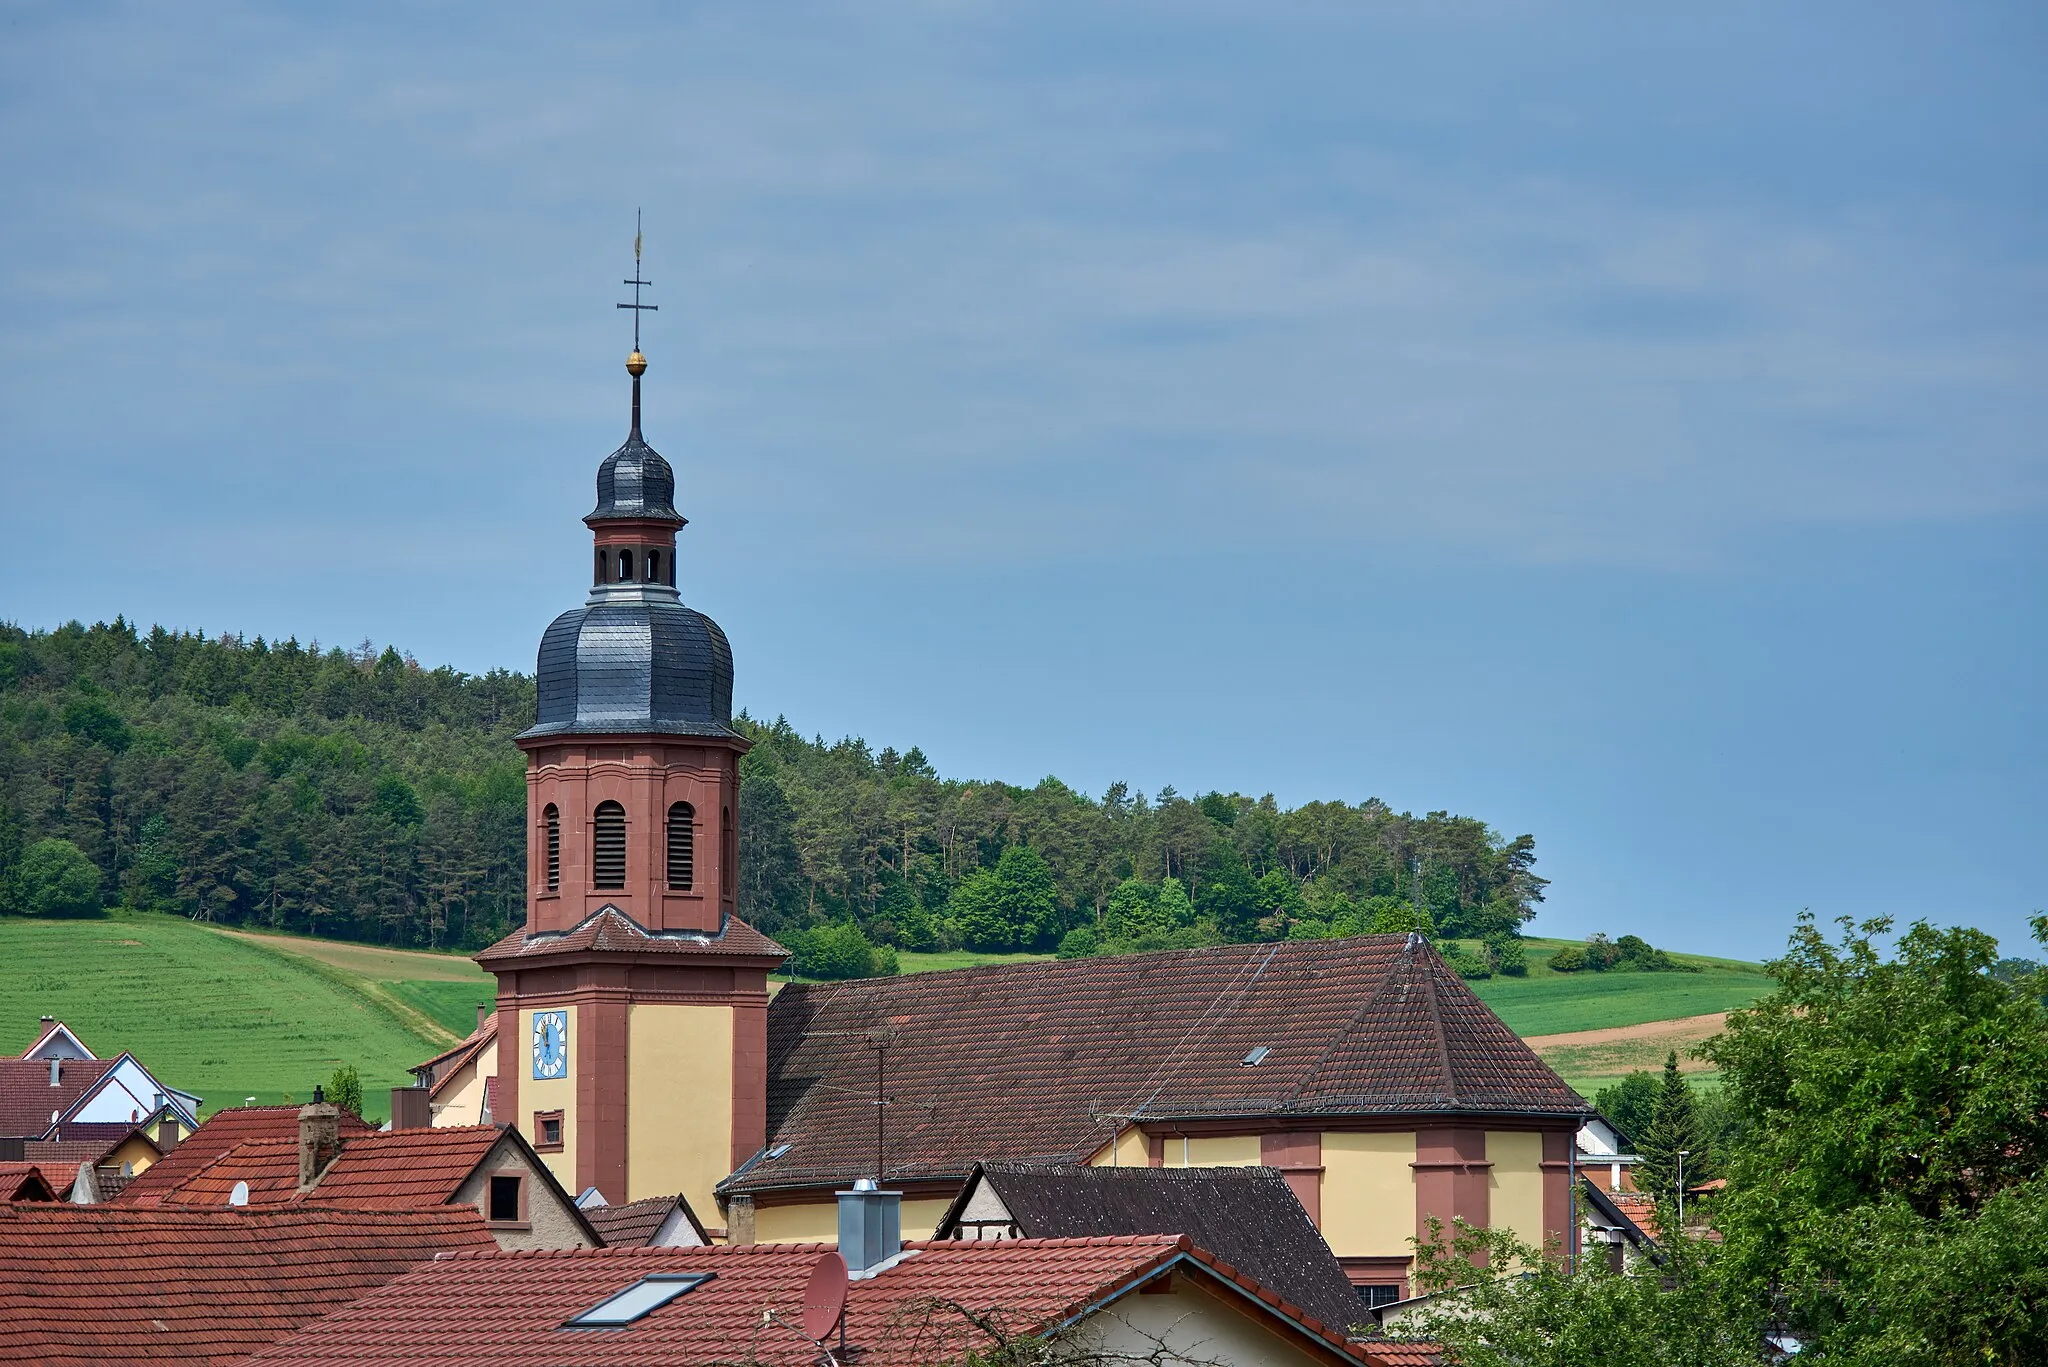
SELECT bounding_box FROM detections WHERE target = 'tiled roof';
[937,1162,1368,1337]
[157,1127,506,1210]
[0,1161,58,1201]
[415,1019,496,1099]
[118,1106,376,1206]
[0,1203,495,1366]
[22,1139,121,1171]
[1362,1342,1443,1366]
[733,935,1586,1192]
[0,1057,117,1138]
[582,1193,706,1248]
[250,1236,1370,1366]
[477,906,786,967]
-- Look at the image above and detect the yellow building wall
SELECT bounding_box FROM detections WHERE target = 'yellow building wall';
[105,1134,161,1175]
[1487,1131,1546,1253]
[432,1046,499,1128]
[1319,1130,1416,1258]
[1087,1125,1151,1167]
[627,1003,734,1214]
[520,1006,578,1192]
[751,1195,954,1245]
[1151,1133,1263,1167]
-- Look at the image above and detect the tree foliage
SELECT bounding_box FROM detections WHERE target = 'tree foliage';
[0,619,1548,958]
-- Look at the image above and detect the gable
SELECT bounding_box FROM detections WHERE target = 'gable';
[21,1022,94,1062]
[63,1054,199,1127]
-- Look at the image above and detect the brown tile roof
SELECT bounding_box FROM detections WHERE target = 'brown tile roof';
[414,1018,495,1100]
[582,1193,708,1248]
[0,1203,495,1366]
[731,934,1586,1193]
[0,1058,117,1138]
[1362,1342,1444,1366]
[935,1162,1368,1336]
[158,1127,505,1210]
[0,1161,59,1201]
[21,1139,122,1171]
[117,1106,376,1206]
[475,906,787,968]
[250,1236,1370,1366]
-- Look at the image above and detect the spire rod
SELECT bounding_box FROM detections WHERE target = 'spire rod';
[617,209,656,439]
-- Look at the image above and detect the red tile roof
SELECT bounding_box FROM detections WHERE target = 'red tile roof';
[0,1162,58,1201]
[0,1203,495,1366]
[250,1236,1370,1366]
[1362,1342,1443,1366]
[476,906,787,967]
[733,934,1586,1193]
[582,1193,707,1247]
[157,1127,507,1210]
[117,1106,376,1206]
[21,1138,122,1171]
[412,1018,496,1100]
[0,1058,117,1139]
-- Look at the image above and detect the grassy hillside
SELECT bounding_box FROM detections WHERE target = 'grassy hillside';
[0,910,481,1121]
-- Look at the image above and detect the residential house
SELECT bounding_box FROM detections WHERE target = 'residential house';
[576,1189,710,1248]
[1,1018,199,1168]
[0,1203,494,1366]
[144,1100,598,1250]
[117,1104,378,1205]
[407,1005,498,1127]
[933,1161,1369,1335]
[1577,1113,1641,1192]
[251,1188,1373,1367]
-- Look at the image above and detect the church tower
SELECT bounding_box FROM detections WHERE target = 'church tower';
[479,252,785,1223]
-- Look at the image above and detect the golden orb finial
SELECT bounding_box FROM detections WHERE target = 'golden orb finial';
[626,350,647,377]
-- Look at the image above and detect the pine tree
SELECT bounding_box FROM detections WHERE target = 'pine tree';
[1637,1050,1708,1203]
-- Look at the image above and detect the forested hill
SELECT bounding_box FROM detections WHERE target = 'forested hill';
[0,619,1547,957]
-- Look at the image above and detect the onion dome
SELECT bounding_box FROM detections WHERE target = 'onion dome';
[522,598,735,739]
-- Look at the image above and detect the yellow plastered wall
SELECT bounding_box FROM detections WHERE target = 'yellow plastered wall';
[1319,1130,1416,1258]
[520,1006,578,1192]
[751,1195,955,1246]
[1487,1131,1546,1253]
[105,1134,161,1175]
[1160,1134,1263,1168]
[627,1003,734,1214]
[1088,1125,1151,1167]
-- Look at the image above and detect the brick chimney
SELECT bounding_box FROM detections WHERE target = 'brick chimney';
[297,1086,343,1191]
[477,1002,490,1033]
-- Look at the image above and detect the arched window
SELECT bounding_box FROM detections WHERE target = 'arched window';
[646,550,661,584]
[666,801,694,890]
[592,801,627,889]
[543,804,561,892]
[618,549,634,583]
[594,548,606,585]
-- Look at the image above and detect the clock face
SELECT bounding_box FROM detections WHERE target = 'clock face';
[531,1010,568,1080]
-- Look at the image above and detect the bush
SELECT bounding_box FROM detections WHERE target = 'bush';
[1548,943,1587,973]
[1056,926,1098,959]
[787,922,897,980]
[1444,941,1494,979]
[13,838,102,917]
[1486,934,1527,976]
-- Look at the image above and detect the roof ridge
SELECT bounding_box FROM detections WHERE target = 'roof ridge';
[1418,939,1459,1106]
[1279,935,1422,1109]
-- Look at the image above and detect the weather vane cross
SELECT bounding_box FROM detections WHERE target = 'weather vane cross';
[617,208,657,351]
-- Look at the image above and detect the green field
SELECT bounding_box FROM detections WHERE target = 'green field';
[0,911,483,1121]
[0,914,1768,1117]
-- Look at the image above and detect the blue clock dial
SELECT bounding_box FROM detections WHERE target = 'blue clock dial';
[531,1010,568,1080]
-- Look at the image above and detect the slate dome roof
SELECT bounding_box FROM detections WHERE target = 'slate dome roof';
[588,434,682,523]
[522,597,735,740]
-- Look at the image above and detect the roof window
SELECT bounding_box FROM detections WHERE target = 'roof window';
[765,1143,792,1160]
[1241,1045,1271,1066]
[563,1274,716,1328]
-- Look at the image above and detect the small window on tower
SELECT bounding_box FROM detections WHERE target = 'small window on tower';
[618,549,633,582]
[646,550,661,583]
[593,801,627,889]
[666,802,694,890]
[594,548,606,585]
[543,804,561,892]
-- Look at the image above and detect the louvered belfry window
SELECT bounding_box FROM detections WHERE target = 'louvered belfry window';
[593,801,627,889]
[543,804,561,892]
[666,802,695,890]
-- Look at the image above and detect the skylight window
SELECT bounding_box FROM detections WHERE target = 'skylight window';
[765,1143,792,1160]
[563,1274,715,1328]
[1241,1046,1271,1066]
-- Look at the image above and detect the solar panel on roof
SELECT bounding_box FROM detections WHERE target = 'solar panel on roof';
[562,1273,715,1328]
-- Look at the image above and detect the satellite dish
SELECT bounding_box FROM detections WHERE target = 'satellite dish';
[802,1250,848,1341]
[228,1180,249,1207]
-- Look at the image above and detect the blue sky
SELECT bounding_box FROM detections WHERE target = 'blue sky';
[2,3,2042,959]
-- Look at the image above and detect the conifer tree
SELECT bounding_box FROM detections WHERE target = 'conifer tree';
[1637,1050,1707,1202]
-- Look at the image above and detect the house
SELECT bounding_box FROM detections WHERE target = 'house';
[142,1098,598,1250]
[1,1018,200,1165]
[933,1161,1369,1336]
[576,1189,710,1248]
[1577,1113,1641,1191]
[407,1005,498,1127]
[1580,1175,1659,1272]
[117,1103,378,1205]
[250,1187,1372,1366]
[0,1203,494,1366]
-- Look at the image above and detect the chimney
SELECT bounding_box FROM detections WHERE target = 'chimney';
[476,1002,490,1033]
[297,1086,343,1190]
[48,1058,61,1087]
[836,1179,902,1275]
[390,1085,431,1131]
[39,1014,54,1036]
